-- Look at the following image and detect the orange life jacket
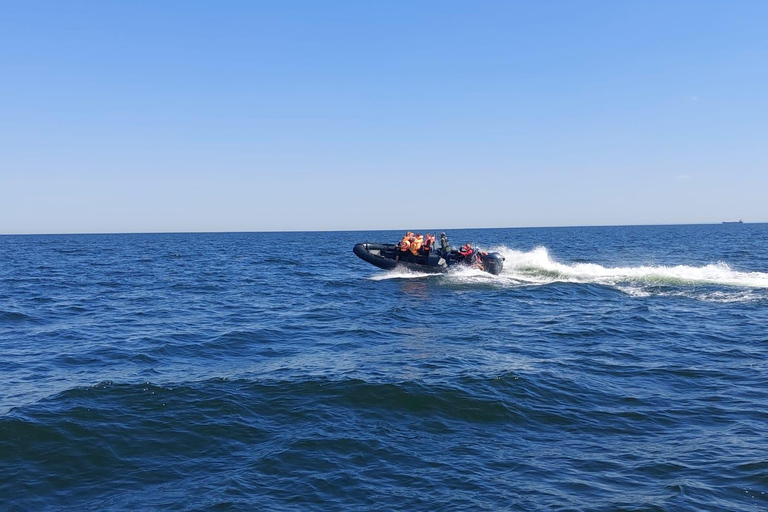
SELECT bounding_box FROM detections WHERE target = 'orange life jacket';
[423,234,435,251]
[409,235,424,255]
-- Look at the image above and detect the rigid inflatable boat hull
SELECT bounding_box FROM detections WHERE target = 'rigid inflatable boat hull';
[353,243,447,273]
[353,243,504,276]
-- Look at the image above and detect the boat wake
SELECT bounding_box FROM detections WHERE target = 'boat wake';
[368,268,432,281]
[487,246,768,302]
[369,246,768,302]
[494,246,768,288]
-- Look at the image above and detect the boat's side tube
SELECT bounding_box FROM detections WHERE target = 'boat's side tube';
[353,243,399,271]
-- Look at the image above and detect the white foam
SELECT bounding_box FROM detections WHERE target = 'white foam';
[488,246,768,289]
[368,267,432,281]
[365,246,768,301]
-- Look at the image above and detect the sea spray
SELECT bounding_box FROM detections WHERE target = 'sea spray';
[493,246,768,288]
[367,245,768,301]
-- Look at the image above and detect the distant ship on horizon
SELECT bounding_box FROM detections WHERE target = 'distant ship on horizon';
[722,220,744,224]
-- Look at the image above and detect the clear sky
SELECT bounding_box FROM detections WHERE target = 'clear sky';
[1,1,766,234]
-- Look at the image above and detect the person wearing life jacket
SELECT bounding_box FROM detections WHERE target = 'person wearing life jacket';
[409,234,424,255]
[459,243,474,259]
[459,243,485,269]
[423,233,435,252]
[439,232,451,255]
[399,232,414,252]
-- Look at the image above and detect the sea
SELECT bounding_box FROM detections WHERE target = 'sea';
[1,224,767,511]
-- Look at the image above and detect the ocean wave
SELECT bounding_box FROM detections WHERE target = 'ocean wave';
[3,229,768,511]
[3,370,767,511]
[0,310,34,322]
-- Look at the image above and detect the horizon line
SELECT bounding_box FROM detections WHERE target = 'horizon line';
[0,221,762,237]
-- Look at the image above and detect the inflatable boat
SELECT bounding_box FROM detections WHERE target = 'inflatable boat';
[353,233,504,276]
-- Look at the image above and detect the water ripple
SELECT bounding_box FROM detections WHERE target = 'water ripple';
[1,227,768,511]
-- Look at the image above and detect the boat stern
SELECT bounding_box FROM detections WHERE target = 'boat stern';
[482,252,505,275]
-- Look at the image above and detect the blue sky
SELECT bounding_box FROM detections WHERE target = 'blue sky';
[1,1,766,234]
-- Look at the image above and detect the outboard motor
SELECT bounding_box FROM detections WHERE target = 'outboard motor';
[481,252,505,275]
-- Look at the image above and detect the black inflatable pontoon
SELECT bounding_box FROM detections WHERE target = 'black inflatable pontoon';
[353,233,504,276]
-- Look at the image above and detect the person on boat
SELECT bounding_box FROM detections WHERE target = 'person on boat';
[439,233,451,255]
[399,232,415,252]
[459,243,485,269]
[422,233,436,253]
[409,234,424,255]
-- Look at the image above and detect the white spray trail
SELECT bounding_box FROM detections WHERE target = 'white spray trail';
[369,267,432,281]
[367,246,768,303]
[493,246,768,289]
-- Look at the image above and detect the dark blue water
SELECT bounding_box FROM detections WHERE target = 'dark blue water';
[2,225,767,511]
